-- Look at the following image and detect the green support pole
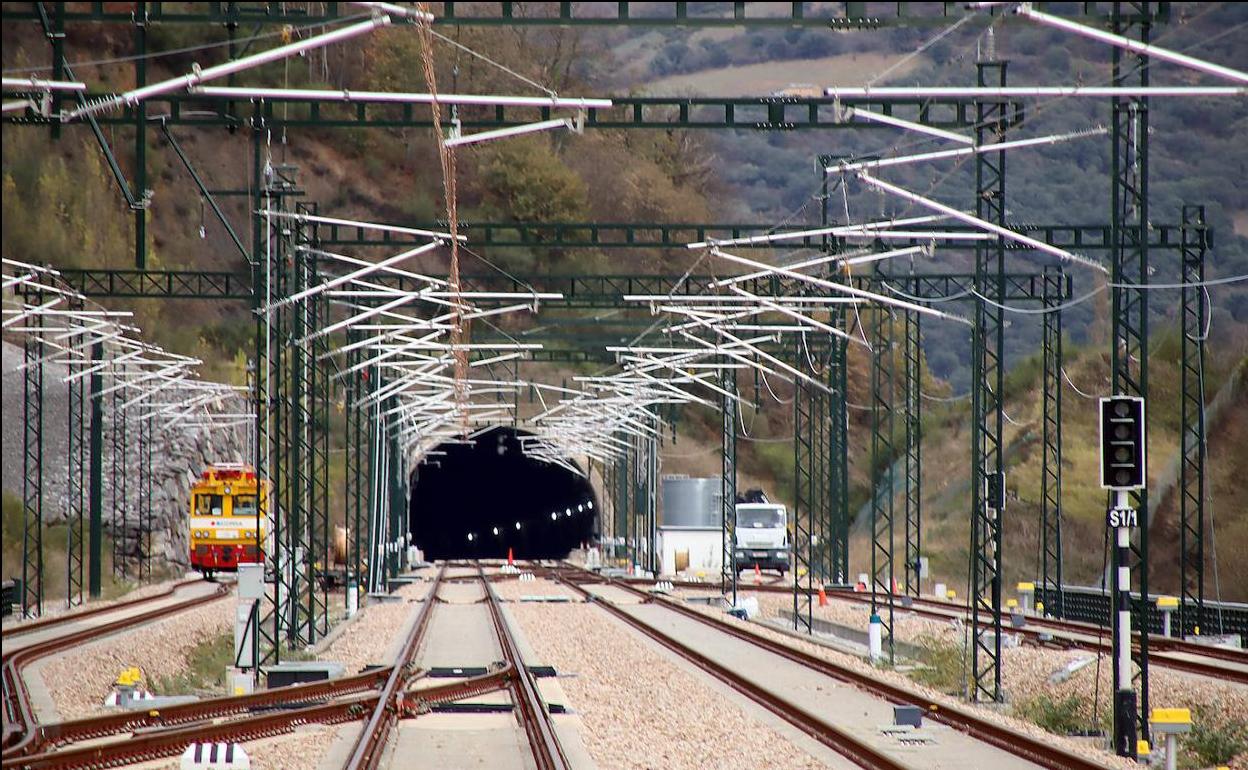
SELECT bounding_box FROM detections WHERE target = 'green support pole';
[1179,205,1208,637]
[1109,3,1152,752]
[49,2,64,140]
[971,52,1008,703]
[792,334,815,634]
[67,312,86,606]
[720,366,738,604]
[88,340,104,598]
[22,308,45,618]
[1041,267,1065,618]
[132,5,147,269]
[869,300,896,664]
[903,295,923,598]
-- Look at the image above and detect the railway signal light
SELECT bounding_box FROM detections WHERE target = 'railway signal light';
[1099,396,1145,491]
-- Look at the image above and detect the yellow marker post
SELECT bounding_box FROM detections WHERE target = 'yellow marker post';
[1156,595,1179,637]
[1150,708,1192,770]
[1016,581,1035,613]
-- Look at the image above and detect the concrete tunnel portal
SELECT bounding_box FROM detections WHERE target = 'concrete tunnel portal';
[409,426,598,560]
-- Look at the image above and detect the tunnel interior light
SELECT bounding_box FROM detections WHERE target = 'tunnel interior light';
[587,501,593,510]
[492,527,499,536]
[515,522,521,530]
[577,504,584,512]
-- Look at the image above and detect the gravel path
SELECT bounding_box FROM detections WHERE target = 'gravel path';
[684,588,1247,754]
[675,596,1143,770]
[492,576,578,601]
[322,580,431,673]
[509,599,829,770]
[40,596,232,720]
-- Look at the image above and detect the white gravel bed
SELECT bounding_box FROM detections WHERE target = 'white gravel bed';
[673,598,1141,770]
[509,602,827,770]
[146,725,338,770]
[682,588,1246,746]
[322,581,431,673]
[676,589,956,642]
[491,577,578,601]
[41,596,232,720]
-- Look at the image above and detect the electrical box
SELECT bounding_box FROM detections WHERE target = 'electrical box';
[237,563,265,601]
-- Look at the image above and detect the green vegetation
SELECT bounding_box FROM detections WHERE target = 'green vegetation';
[1181,706,1248,769]
[1,492,158,604]
[152,631,234,696]
[1012,693,1098,736]
[907,634,968,695]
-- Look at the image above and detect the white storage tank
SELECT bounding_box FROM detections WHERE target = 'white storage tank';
[657,476,722,577]
[660,476,720,528]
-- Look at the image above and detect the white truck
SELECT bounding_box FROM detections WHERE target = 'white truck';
[732,498,790,576]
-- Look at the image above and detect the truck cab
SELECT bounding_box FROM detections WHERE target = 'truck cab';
[733,502,790,576]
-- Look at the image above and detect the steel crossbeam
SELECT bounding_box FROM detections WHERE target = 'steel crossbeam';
[0,2,1172,27]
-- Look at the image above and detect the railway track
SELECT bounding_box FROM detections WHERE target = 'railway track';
[2,580,232,759]
[478,564,570,770]
[552,564,1111,770]
[343,564,446,770]
[613,574,1247,683]
[0,579,202,641]
[3,567,523,770]
[6,670,512,770]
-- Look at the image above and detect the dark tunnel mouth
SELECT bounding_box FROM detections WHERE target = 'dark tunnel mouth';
[409,426,597,560]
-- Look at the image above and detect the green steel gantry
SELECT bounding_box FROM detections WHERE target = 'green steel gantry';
[7,4,1212,725]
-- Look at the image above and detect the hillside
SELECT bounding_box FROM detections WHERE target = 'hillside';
[3,6,1245,601]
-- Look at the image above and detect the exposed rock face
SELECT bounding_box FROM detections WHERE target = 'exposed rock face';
[2,342,249,569]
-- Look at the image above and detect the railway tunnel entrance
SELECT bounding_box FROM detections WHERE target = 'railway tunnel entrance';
[409,426,597,560]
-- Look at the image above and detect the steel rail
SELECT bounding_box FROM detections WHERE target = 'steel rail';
[29,666,395,749]
[614,575,1247,682]
[478,564,570,770]
[821,583,1246,682]
[555,565,1108,770]
[2,582,231,758]
[4,672,513,770]
[342,565,446,770]
[0,578,201,639]
[552,571,907,770]
[840,590,1248,682]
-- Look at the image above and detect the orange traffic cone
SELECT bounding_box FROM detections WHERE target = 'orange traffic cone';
[818,586,828,607]
[507,547,514,566]
[754,564,762,585]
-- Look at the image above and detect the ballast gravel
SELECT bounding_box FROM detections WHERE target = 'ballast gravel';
[322,580,432,672]
[698,587,1247,750]
[147,724,338,770]
[509,599,827,770]
[491,575,578,601]
[41,596,232,720]
[674,595,1145,770]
